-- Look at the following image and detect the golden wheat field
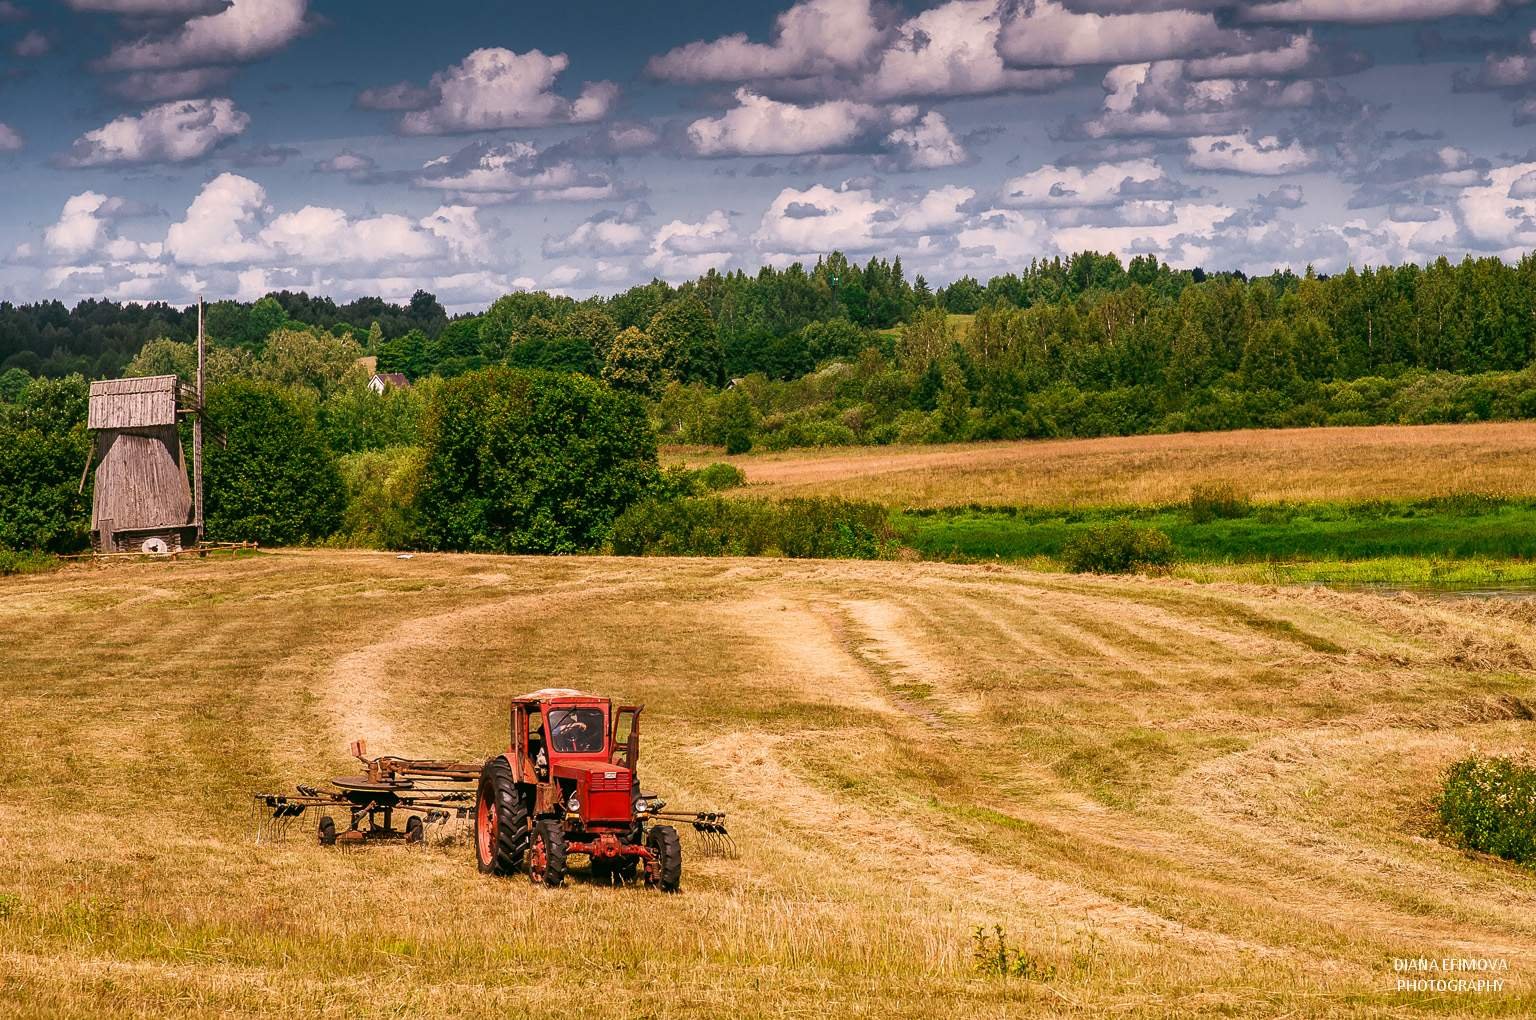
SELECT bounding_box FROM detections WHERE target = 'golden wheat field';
[2,550,1535,1017]
[687,421,1536,507]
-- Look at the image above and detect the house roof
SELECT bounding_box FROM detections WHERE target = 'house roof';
[371,372,410,388]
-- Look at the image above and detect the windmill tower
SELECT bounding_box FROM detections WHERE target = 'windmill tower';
[84,298,211,554]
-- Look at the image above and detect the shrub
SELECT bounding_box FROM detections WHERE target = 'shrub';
[416,368,657,554]
[696,462,746,491]
[335,446,427,549]
[1438,756,1536,866]
[205,381,347,546]
[0,549,61,575]
[611,496,901,559]
[1187,482,1252,523]
[1061,521,1177,574]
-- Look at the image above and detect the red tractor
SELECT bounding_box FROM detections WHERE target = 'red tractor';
[474,688,723,891]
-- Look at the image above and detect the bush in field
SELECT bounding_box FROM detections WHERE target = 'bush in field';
[416,368,657,553]
[1187,482,1252,523]
[335,446,427,549]
[611,496,900,559]
[696,462,746,491]
[1062,521,1176,574]
[1438,756,1536,866]
[0,549,60,575]
[205,381,346,545]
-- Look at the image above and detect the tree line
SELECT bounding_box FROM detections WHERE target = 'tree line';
[6,247,1536,555]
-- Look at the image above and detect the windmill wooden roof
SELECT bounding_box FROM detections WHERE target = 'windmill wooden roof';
[88,375,179,429]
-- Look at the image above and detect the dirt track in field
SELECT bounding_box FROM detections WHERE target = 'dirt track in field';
[685,420,1536,507]
[3,550,1535,1017]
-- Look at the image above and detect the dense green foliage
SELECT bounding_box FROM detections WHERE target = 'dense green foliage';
[1439,756,1536,866]
[0,290,447,379]
[415,368,657,553]
[0,549,62,575]
[0,376,90,552]
[334,446,426,549]
[204,381,346,546]
[1061,521,1177,574]
[904,495,1536,565]
[611,496,901,559]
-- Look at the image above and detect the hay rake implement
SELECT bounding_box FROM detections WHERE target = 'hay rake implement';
[254,741,480,846]
[644,805,735,858]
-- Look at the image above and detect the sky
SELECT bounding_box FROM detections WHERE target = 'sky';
[0,1,1535,312]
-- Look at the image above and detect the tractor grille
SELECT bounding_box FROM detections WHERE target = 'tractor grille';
[588,772,629,793]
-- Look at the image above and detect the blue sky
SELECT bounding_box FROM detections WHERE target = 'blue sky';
[1,0,1535,312]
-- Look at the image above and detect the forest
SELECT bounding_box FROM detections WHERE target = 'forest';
[5,248,1536,556]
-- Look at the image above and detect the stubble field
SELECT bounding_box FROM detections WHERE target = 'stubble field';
[686,421,1536,508]
[2,550,1535,1017]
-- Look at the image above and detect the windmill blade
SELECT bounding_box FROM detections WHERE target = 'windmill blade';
[78,441,94,495]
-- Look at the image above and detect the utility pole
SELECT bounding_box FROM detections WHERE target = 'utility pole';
[193,295,204,544]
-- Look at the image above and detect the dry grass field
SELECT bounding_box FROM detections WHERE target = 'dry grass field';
[685,421,1536,507]
[3,550,1536,1017]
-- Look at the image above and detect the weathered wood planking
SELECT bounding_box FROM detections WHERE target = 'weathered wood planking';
[91,428,193,534]
[87,375,178,429]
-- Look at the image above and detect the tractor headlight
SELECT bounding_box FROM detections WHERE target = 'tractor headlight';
[634,797,647,814]
[567,793,580,813]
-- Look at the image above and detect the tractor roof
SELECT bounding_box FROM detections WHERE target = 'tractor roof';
[513,687,607,705]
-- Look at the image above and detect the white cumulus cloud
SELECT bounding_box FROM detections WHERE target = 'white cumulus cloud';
[1000,159,1172,207]
[393,48,617,135]
[883,111,969,170]
[689,89,909,157]
[646,0,882,82]
[1186,132,1319,175]
[645,210,741,280]
[61,98,248,167]
[97,0,309,71]
[999,0,1249,67]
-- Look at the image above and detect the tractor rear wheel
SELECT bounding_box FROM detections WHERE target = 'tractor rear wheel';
[528,820,568,888]
[646,824,682,893]
[474,757,528,875]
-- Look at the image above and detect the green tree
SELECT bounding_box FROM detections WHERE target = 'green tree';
[319,377,426,453]
[335,446,426,549]
[0,367,29,403]
[717,388,757,454]
[602,326,669,397]
[253,327,363,397]
[416,368,657,553]
[126,337,253,388]
[204,381,346,545]
[648,295,724,386]
[0,375,90,551]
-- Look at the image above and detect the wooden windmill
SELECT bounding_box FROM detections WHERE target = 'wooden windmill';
[83,299,212,554]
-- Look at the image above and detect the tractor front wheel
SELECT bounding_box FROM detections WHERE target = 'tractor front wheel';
[474,757,528,875]
[529,821,568,888]
[645,824,682,893]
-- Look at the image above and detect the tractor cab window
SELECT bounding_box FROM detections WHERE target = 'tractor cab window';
[548,707,606,754]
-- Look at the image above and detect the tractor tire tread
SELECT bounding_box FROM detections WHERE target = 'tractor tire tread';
[476,757,528,876]
[535,820,568,888]
[647,824,683,893]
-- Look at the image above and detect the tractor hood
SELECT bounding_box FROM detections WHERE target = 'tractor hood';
[552,760,631,783]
